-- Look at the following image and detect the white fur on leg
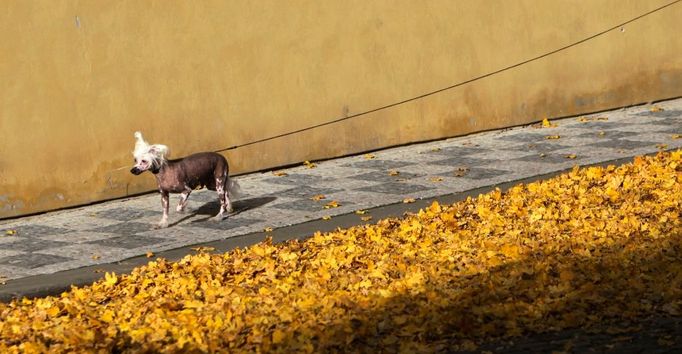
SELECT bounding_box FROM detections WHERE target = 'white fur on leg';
[213,178,227,222]
[157,217,169,229]
[176,189,191,213]
[155,192,170,229]
[225,191,233,213]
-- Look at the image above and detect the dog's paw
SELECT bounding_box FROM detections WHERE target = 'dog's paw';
[176,206,186,213]
[154,221,169,229]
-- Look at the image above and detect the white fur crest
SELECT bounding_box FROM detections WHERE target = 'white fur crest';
[132,131,170,170]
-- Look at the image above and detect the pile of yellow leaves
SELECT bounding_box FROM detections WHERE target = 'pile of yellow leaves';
[2,151,682,352]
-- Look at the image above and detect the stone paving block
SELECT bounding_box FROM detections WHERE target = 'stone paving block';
[266,185,342,199]
[340,159,414,170]
[659,126,682,135]
[141,226,209,240]
[185,217,265,231]
[0,249,23,259]
[495,131,552,143]
[445,166,511,180]
[427,145,493,156]
[270,198,347,213]
[587,139,657,150]
[570,121,641,130]
[427,155,500,169]
[573,130,639,139]
[513,153,586,165]
[0,253,73,269]
[93,207,159,221]
[509,142,574,153]
[465,148,535,161]
[0,237,70,252]
[0,225,70,238]
[89,222,156,235]
[38,216,122,232]
[261,173,332,186]
[36,231,125,244]
[633,108,682,118]
[347,170,423,182]
[85,234,167,250]
[38,244,128,261]
[357,181,434,195]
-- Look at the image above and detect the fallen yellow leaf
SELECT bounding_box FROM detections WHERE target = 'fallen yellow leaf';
[541,118,557,128]
[323,201,340,209]
[103,272,117,287]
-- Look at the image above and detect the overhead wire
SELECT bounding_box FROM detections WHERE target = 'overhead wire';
[214,0,681,153]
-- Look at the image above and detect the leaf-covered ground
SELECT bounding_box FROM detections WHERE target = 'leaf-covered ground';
[1,151,682,353]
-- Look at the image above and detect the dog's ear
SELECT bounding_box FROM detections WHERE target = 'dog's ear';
[149,144,170,159]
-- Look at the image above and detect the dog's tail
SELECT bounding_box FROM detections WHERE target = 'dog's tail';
[227,177,242,199]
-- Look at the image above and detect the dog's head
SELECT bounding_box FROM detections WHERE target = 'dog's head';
[131,131,170,175]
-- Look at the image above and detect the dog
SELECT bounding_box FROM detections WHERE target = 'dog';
[130,132,240,228]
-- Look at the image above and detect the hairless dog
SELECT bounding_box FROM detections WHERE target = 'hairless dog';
[130,132,239,228]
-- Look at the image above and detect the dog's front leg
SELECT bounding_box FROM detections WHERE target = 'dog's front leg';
[156,191,170,228]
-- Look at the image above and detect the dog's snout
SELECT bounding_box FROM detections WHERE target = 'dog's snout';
[130,167,143,175]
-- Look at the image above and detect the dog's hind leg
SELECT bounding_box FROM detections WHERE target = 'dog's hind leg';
[213,174,229,221]
[156,191,170,228]
[176,187,192,213]
[223,189,233,214]
[227,177,240,205]
[224,177,234,213]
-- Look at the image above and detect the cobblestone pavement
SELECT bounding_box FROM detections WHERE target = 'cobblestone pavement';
[1,99,681,283]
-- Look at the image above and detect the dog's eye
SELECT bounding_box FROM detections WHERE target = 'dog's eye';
[142,160,149,164]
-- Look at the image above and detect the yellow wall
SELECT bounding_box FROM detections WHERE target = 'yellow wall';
[1,0,681,218]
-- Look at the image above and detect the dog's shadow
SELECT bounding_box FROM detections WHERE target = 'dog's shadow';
[171,196,277,226]
[197,196,276,217]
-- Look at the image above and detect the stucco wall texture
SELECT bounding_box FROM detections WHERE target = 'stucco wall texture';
[1,0,681,218]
